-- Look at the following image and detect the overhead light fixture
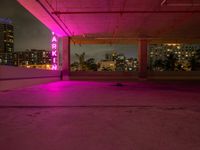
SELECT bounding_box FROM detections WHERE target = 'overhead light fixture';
[161,0,200,6]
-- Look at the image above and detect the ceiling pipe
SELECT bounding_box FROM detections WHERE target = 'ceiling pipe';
[161,0,200,7]
[71,36,200,40]
[111,0,127,44]
[166,3,200,7]
[52,10,200,14]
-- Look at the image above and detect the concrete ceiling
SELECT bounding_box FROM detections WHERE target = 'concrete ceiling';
[18,0,200,43]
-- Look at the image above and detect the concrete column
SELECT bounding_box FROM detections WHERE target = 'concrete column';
[62,36,70,79]
[138,39,148,78]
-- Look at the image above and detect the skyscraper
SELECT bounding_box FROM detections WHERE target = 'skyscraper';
[0,18,14,53]
[0,18,14,65]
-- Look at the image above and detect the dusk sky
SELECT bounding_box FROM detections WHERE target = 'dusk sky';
[0,0,138,62]
[0,0,51,51]
[71,44,138,62]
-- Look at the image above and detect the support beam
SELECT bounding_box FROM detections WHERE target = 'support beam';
[62,36,70,79]
[36,0,70,36]
[52,10,200,15]
[138,39,148,78]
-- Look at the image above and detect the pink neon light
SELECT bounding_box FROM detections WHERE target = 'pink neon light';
[51,32,58,70]
[52,65,57,70]
[52,44,57,49]
[52,51,57,56]
[52,36,57,42]
[53,58,56,63]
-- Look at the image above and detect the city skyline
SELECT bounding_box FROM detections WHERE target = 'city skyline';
[70,44,138,63]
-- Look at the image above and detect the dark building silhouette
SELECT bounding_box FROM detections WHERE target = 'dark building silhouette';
[0,18,14,53]
[0,18,14,65]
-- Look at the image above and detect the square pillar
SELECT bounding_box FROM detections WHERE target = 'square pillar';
[138,39,148,78]
[62,36,70,79]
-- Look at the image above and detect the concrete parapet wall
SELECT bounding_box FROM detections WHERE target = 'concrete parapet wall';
[0,66,60,79]
[0,66,60,91]
[69,72,139,81]
[69,71,200,81]
[148,71,200,80]
[1,66,200,91]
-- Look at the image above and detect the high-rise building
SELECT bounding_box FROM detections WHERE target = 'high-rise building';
[149,43,200,71]
[14,49,52,70]
[0,18,14,65]
[0,18,14,53]
[99,51,138,72]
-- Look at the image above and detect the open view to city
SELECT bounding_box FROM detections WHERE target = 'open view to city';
[70,44,138,72]
[1,21,200,73]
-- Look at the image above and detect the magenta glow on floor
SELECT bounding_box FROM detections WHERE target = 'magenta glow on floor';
[0,81,200,150]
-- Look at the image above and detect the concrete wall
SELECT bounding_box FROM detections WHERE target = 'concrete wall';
[0,66,60,91]
[70,72,138,81]
[148,71,200,80]
[1,65,200,91]
[69,71,200,81]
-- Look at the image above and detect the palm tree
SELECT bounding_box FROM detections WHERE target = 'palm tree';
[75,52,86,71]
[85,58,97,71]
[163,53,177,71]
[153,59,164,71]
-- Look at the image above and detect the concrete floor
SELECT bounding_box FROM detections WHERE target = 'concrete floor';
[0,81,200,150]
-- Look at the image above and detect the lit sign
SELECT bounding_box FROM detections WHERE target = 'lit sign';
[51,32,58,70]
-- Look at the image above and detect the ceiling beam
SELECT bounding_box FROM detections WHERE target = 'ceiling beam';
[35,0,70,36]
[52,10,200,15]
[161,0,200,7]
[43,0,74,37]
